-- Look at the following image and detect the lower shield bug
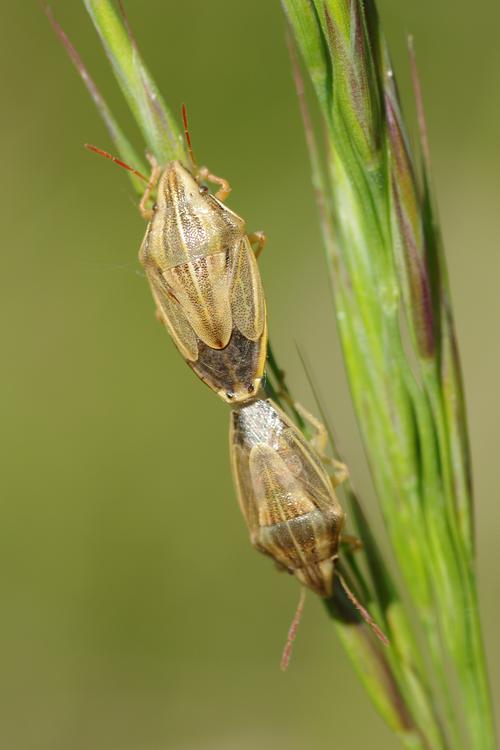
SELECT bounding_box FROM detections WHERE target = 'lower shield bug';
[229,397,347,597]
[229,397,388,658]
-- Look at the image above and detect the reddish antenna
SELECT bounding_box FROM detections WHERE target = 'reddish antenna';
[280,587,307,671]
[84,144,149,183]
[337,572,389,646]
[181,103,197,171]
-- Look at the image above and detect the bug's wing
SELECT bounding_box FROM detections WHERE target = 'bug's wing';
[230,237,266,342]
[249,444,317,526]
[279,426,341,516]
[249,444,333,571]
[230,441,260,535]
[229,415,267,554]
[230,437,311,568]
[145,268,198,361]
[163,253,233,350]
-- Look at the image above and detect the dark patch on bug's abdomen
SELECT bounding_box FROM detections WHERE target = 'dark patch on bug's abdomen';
[187,327,264,394]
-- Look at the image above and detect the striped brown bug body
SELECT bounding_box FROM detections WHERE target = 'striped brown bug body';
[139,157,267,403]
[229,397,347,597]
[86,107,267,404]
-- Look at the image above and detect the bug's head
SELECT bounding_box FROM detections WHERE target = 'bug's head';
[292,513,345,598]
[219,377,262,405]
[155,161,245,253]
[156,160,200,211]
[255,504,344,598]
[294,559,336,598]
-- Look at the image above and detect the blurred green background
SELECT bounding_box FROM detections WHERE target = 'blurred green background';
[1,2,498,748]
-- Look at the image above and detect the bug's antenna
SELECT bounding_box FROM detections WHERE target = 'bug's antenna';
[181,103,198,172]
[280,587,307,671]
[84,144,149,183]
[337,572,389,646]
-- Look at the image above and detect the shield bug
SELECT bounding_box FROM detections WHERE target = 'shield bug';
[229,397,388,659]
[229,397,347,597]
[86,106,267,403]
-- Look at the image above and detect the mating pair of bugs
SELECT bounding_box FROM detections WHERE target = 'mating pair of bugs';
[88,111,385,644]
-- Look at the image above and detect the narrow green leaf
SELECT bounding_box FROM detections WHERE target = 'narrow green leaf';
[283,0,494,747]
[43,2,146,192]
[83,0,184,164]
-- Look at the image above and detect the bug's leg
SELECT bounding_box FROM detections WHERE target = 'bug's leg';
[340,534,363,553]
[293,401,328,455]
[197,165,232,201]
[293,401,348,487]
[139,153,161,220]
[248,231,267,259]
[328,459,349,488]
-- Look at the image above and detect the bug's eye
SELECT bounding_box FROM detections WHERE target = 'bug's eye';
[226,390,235,400]
[199,185,209,195]
[247,384,255,394]
[152,202,158,211]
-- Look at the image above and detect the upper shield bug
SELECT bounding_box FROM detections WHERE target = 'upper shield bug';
[86,106,267,403]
